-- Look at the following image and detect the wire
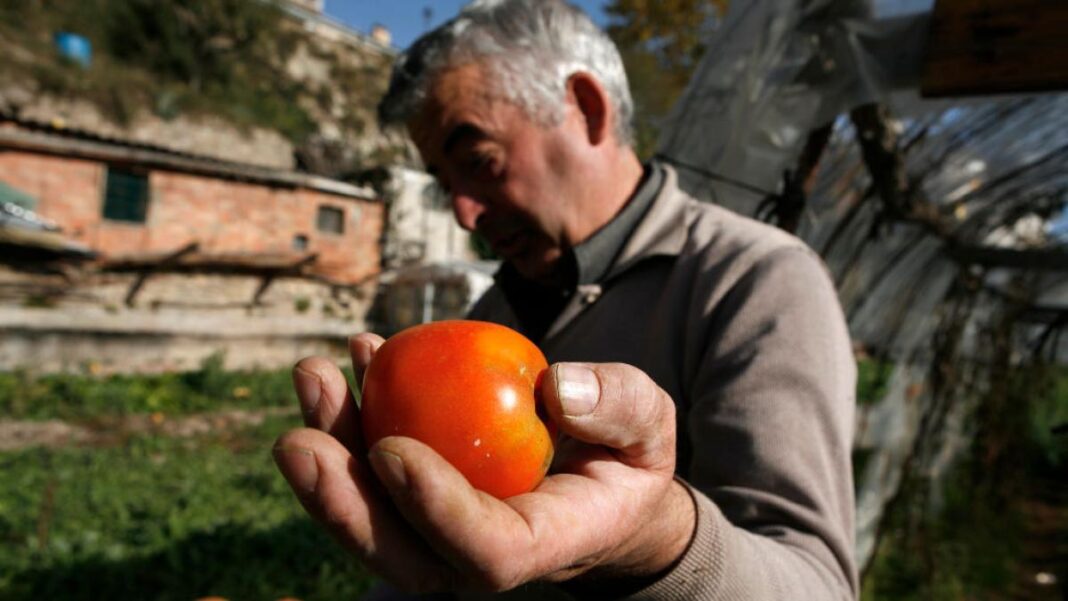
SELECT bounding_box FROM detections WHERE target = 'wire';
[653,153,778,198]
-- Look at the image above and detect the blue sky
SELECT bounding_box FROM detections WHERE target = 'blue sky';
[323,0,937,49]
[325,1,610,50]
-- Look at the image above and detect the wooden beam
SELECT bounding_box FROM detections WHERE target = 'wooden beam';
[251,253,320,306]
[105,250,318,274]
[124,242,199,307]
[922,0,1068,97]
[948,244,1068,272]
[755,123,834,234]
[1017,305,1068,324]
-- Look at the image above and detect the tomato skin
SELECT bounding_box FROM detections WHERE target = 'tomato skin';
[360,320,554,499]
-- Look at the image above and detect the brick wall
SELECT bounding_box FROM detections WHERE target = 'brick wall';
[0,149,383,283]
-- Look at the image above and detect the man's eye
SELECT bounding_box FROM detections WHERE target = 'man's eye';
[467,153,498,178]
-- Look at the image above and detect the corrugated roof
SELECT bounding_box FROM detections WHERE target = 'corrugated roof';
[0,200,58,232]
[0,115,379,201]
[0,201,94,258]
[0,181,37,210]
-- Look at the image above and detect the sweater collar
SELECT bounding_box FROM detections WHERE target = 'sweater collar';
[604,163,690,282]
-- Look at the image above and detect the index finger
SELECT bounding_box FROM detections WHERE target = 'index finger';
[293,357,361,449]
[350,332,385,391]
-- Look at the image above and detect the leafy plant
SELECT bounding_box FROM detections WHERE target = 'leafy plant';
[0,416,376,600]
[606,0,727,157]
[857,359,893,406]
[294,297,312,314]
[861,360,1068,599]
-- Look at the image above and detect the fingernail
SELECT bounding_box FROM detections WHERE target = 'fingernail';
[369,449,408,490]
[273,445,318,493]
[556,364,599,416]
[293,365,322,417]
[352,337,374,366]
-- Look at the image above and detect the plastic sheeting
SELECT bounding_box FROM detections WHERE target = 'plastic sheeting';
[656,0,1068,572]
[659,0,931,210]
[657,0,1068,358]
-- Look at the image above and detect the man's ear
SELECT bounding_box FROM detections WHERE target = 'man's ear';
[567,72,611,146]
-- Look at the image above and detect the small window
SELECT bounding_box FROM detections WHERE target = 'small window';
[316,205,344,235]
[292,234,309,251]
[103,166,149,223]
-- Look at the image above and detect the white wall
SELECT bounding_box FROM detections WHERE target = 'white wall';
[381,166,476,269]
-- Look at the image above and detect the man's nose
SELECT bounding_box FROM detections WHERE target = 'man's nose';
[451,191,486,231]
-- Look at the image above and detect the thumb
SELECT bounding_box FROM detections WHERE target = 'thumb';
[541,362,676,471]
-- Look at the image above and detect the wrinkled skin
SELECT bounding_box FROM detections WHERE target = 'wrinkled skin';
[273,59,694,595]
[273,333,694,594]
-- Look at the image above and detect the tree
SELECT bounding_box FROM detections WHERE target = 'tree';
[606,0,728,158]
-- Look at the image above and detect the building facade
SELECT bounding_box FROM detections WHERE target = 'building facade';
[0,120,383,284]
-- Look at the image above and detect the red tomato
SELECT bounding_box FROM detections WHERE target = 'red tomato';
[360,320,554,499]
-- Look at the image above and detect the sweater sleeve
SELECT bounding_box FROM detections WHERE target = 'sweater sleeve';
[622,247,858,601]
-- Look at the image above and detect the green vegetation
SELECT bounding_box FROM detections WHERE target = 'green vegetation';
[0,415,376,600]
[21,294,58,309]
[861,362,1068,600]
[294,296,312,314]
[0,0,389,144]
[862,464,1026,599]
[856,359,893,406]
[0,353,354,422]
[1029,364,1068,468]
[606,0,728,158]
[0,358,1061,599]
[0,357,370,599]
[0,354,284,421]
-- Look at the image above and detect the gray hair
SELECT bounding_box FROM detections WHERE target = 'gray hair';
[378,0,634,146]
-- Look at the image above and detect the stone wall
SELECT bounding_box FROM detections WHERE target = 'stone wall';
[7,95,296,170]
[0,3,405,173]
[0,266,373,373]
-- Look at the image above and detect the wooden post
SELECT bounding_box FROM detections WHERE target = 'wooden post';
[250,252,318,307]
[124,242,198,307]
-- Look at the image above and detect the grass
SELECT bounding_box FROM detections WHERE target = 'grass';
[0,359,1061,599]
[0,353,354,422]
[0,355,908,424]
[0,415,377,601]
[0,356,370,599]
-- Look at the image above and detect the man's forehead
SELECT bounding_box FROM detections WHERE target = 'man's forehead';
[430,63,492,103]
[407,64,500,150]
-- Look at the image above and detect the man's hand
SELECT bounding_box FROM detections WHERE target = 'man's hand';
[273,333,695,594]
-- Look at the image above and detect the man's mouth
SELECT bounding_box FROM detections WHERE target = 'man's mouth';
[489,230,528,257]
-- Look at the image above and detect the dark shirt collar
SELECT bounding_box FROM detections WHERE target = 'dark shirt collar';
[572,161,664,286]
[496,161,666,341]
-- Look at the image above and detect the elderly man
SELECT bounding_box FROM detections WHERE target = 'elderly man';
[273,1,858,599]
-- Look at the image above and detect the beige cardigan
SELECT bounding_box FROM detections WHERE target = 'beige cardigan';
[468,166,858,600]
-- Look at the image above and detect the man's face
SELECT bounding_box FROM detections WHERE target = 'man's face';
[408,64,588,285]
